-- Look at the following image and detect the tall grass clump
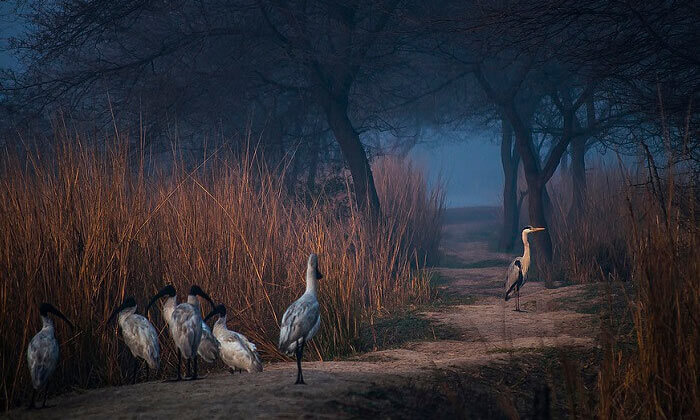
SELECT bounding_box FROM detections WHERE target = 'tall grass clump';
[0,132,444,410]
[548,158,698,417]
[548,166,633,284]
[596,168,699,418]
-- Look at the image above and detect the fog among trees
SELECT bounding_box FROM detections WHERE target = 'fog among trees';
[1,0,698,252]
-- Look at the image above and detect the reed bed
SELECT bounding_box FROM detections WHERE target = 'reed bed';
[548,162,699,418]
[0,134,444,410]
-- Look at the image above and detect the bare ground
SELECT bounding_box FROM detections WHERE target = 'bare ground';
[6,207,609,419]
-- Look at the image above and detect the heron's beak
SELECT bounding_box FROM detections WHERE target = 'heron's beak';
[532,227,546,232]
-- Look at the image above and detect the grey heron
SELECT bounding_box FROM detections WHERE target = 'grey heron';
[147,284,215,380]
[279,253,323,385]
[504,226,546,311]
[204,304,263,373]
[107,296,160,384]
[26,302,74,409]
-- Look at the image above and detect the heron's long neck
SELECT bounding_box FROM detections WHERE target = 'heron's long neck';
[521,232,531,275]
[305,267,318,295]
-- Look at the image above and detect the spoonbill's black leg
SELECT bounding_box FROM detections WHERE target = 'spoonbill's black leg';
[295,341,306,385]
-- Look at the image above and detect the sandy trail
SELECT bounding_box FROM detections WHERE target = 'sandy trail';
[6,207,602,419]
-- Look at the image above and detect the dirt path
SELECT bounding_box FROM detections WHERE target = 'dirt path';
[6,208,603,419]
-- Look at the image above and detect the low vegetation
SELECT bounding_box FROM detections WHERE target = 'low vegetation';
[0,132,444,410]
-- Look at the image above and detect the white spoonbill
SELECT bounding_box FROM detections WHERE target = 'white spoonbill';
[26,302,73,408]
[279,253,323,384]
[204,304,262,373]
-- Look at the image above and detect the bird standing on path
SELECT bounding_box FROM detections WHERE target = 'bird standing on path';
[107,296,160,384]
[204,304,262,373]
[147,284,215,380]
[279,253,323,384]
[26,303,74,409]
[505,226,546,311]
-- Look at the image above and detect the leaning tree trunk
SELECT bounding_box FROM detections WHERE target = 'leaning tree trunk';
[499,120,521,251]
[321,93,381,219]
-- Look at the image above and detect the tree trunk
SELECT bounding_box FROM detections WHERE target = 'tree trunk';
[499,119,521,251]
[524,175,554,260]
[509,118,554,261]
[568,136,587,221]
[321,93,381,219]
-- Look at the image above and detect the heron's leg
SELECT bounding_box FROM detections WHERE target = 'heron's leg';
[186,358,192,378]
[145,366,149,382]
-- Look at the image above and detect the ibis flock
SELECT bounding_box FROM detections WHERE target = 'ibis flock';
[26,229,544,410]
[25,253,323,409]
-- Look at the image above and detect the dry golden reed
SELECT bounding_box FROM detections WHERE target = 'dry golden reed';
[548,162,699,418]
[0,133,444,409]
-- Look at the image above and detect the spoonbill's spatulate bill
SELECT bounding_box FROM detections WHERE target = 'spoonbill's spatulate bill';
[279,253,323,384]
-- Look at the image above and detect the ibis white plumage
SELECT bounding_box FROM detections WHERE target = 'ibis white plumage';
[198,321,220,364]
[504,226,546,311]
[204,304,262,373]
[278,253,323,384]
[108,296,160,383]
[147,284,215,380]
[26,302,73,409]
